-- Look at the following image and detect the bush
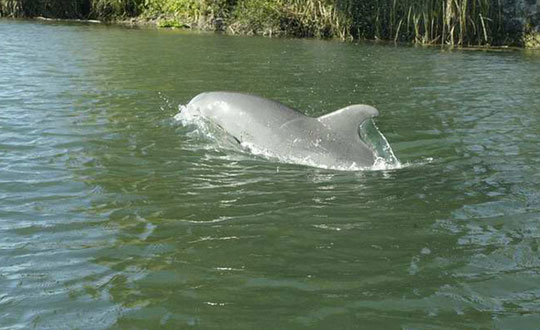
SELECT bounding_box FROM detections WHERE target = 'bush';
[0,0,524,46]
[91,0,144,18]
[143,0,232,29]
[230,0,351,39]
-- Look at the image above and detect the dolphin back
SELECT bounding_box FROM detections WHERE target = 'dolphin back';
[317,104,379,139]
[189,92,303,126]
[186,92,381,168]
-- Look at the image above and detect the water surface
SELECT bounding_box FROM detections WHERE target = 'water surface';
[1,19,540,329]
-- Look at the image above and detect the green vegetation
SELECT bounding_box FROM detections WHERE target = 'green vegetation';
[0,0,140,19]
[524,32,540,48]
[0,0,88,18]
[0,0,538,48]
[344,0,506,46]
[143,0,232,29]
[91,0,141,18]
[228,0,352,39]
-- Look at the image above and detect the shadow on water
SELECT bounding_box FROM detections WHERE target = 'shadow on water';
[1,20,540,329]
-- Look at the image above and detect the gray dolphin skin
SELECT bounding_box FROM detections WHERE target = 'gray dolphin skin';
[187,91,381,168]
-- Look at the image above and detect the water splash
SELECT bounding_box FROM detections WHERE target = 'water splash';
[174,104,245,151]
[175,104,403,171]
[359,119,402,170]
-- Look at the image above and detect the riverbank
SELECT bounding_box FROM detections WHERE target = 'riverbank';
[1,0,539,48]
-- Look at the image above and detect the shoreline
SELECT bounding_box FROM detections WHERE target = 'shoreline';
[2,15,538,51]
[1,0,539,49]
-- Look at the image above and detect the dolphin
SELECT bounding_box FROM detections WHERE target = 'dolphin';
[185,91,383,168]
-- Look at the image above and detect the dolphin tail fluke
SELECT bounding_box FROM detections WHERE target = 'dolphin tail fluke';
[317,105,379,136]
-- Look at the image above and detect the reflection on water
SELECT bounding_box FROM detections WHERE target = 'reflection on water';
[1,19,540,329]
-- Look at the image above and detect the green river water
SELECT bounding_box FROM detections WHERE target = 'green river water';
[1,19,540,329]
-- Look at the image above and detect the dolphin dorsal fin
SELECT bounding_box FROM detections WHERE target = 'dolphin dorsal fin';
[317,105,379,136]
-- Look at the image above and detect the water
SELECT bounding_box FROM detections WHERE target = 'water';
[1,19,540,329]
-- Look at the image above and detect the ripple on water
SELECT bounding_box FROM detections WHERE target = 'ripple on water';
[1,20,540,329]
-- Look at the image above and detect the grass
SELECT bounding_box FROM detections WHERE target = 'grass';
[0,0,537,48]
[524,32,540,49]
[0,0,91,18]
[344,0,505,46]
[142,0,233,30]
[228,0,352,40]
[91,0,142,18]
[0,0,143,19]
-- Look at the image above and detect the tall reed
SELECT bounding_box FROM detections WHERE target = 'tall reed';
[91,0,142,18]
[0,0,91,18]
[0,0,517,46]
[342,0,504,46]
[0,0,23,17]
[230,0,352,39]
